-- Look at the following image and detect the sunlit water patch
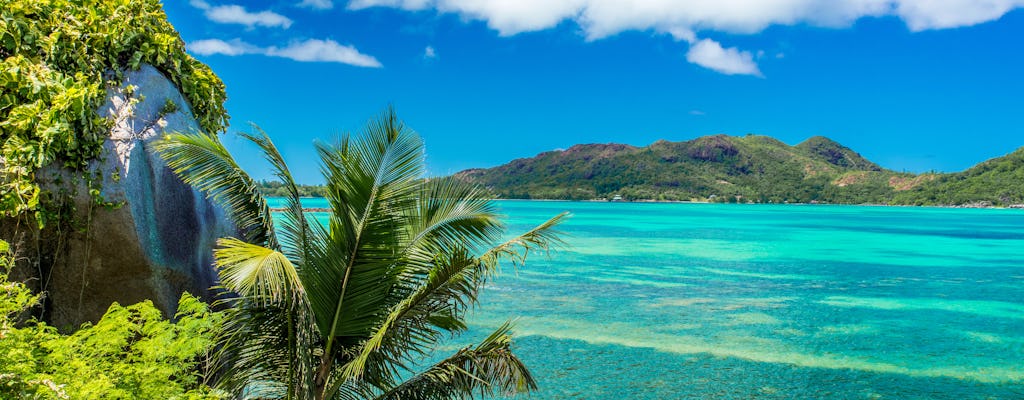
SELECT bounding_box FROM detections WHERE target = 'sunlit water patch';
[277,199,1024,398]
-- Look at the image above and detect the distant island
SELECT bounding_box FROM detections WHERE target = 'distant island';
[258,180,329,198]
[450,134,1024,207]
[259,134,1024,207]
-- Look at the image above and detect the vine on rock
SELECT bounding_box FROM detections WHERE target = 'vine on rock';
[0,0,229,225]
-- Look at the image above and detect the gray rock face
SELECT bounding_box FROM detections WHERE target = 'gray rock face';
[23,65,234,329]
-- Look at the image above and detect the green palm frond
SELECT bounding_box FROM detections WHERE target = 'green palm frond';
[402,177,503,270]
[211,237,318,399]
[393,177,503,318]
[239,125,311,265]
[339,207,568,389]
[337,249,479,385]
[214,301,318,399]
[161,108,566,400]
[373,321,536,400]
[309,107,424,341]
[479,211,570,272]
[152,131,277,248]
[213,238,302,305]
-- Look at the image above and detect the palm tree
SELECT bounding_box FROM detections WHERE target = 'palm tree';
[153,108,567,400]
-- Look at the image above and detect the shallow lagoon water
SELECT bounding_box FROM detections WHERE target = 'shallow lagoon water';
[277,199,1024,399]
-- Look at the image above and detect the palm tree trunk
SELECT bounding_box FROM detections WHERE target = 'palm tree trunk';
[314,351,334,400]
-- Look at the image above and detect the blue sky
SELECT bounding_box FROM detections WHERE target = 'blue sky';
[164,1,1024,183]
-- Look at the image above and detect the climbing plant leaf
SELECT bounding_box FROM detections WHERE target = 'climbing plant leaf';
[0,0,229,221]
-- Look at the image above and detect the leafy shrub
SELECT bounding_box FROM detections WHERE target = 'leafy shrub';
[0,240,224,399]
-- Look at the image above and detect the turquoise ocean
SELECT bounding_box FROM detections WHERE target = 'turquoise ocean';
[277,198,1024,399]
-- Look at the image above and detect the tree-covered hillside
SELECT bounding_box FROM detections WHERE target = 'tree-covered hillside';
[260,134,1023,207]
[453,134,917,203]
[893,148,1024,206]
[257,179,328,198]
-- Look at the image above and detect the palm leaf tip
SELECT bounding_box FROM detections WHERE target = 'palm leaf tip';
[481,211,571,272]
[237,125,312,264]
[213,238,302,305]
[374,321,536,400]
[152,131,278,248]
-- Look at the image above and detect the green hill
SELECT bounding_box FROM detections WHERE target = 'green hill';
[796,136,882,171]
[453,134,919,203]
[893,148,1024,207]
[253,133,1022,207]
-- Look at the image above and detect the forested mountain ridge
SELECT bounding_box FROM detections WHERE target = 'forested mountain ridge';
[452,134,1024,206]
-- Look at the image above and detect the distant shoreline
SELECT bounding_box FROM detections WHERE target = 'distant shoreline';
[269,199,1024,212]
[487,199,1024,211]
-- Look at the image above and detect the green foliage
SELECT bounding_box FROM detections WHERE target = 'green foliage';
[894,148,1024,206]
[796,135,881,171]
[456,134,1024,207]
[156,108,567,400]
[0,241,224,399]
[258,180,329,199]
[0,0,228,219]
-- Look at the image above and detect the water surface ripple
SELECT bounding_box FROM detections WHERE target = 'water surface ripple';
[287,199,1024,399]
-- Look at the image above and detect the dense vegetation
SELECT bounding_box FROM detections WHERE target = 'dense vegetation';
[156,109,566,400]
[0,2,228,398]
[453,134,908,203]
[258,180,329,198]
[0,0,228,222]
[893,147,1024,206]
[453,134,1024,206]
[0,240,222,399]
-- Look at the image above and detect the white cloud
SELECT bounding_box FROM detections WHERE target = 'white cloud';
[689,110,706,116]
[267,39,382,67]
[348,0,587,36]
[190,1,293,29]
[348,0,432,9]
[187,38,261,56]
[424,45,437,58]
[686,38,762,77]
[188,38,382,67]
[666,27,696,43]
[298,0,334,10]
[349,0,1024,36]
[895,0,1024,31]
[347,0,1024,75]
[206,5,293,28]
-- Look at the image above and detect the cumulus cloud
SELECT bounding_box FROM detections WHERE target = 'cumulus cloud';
[895,0,1024,30]
[348,0,586,36]
[348,0,1024,75]
[666,27,696,43]
[190,1,293,29]
[188,38,382,67]
[686,39,762,77]
[267,39,383,67]
[188,38,262,56]
[424,45,437,59]
[348,0,1024,36]
[298,0,334,10]
[348,0,432,10]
